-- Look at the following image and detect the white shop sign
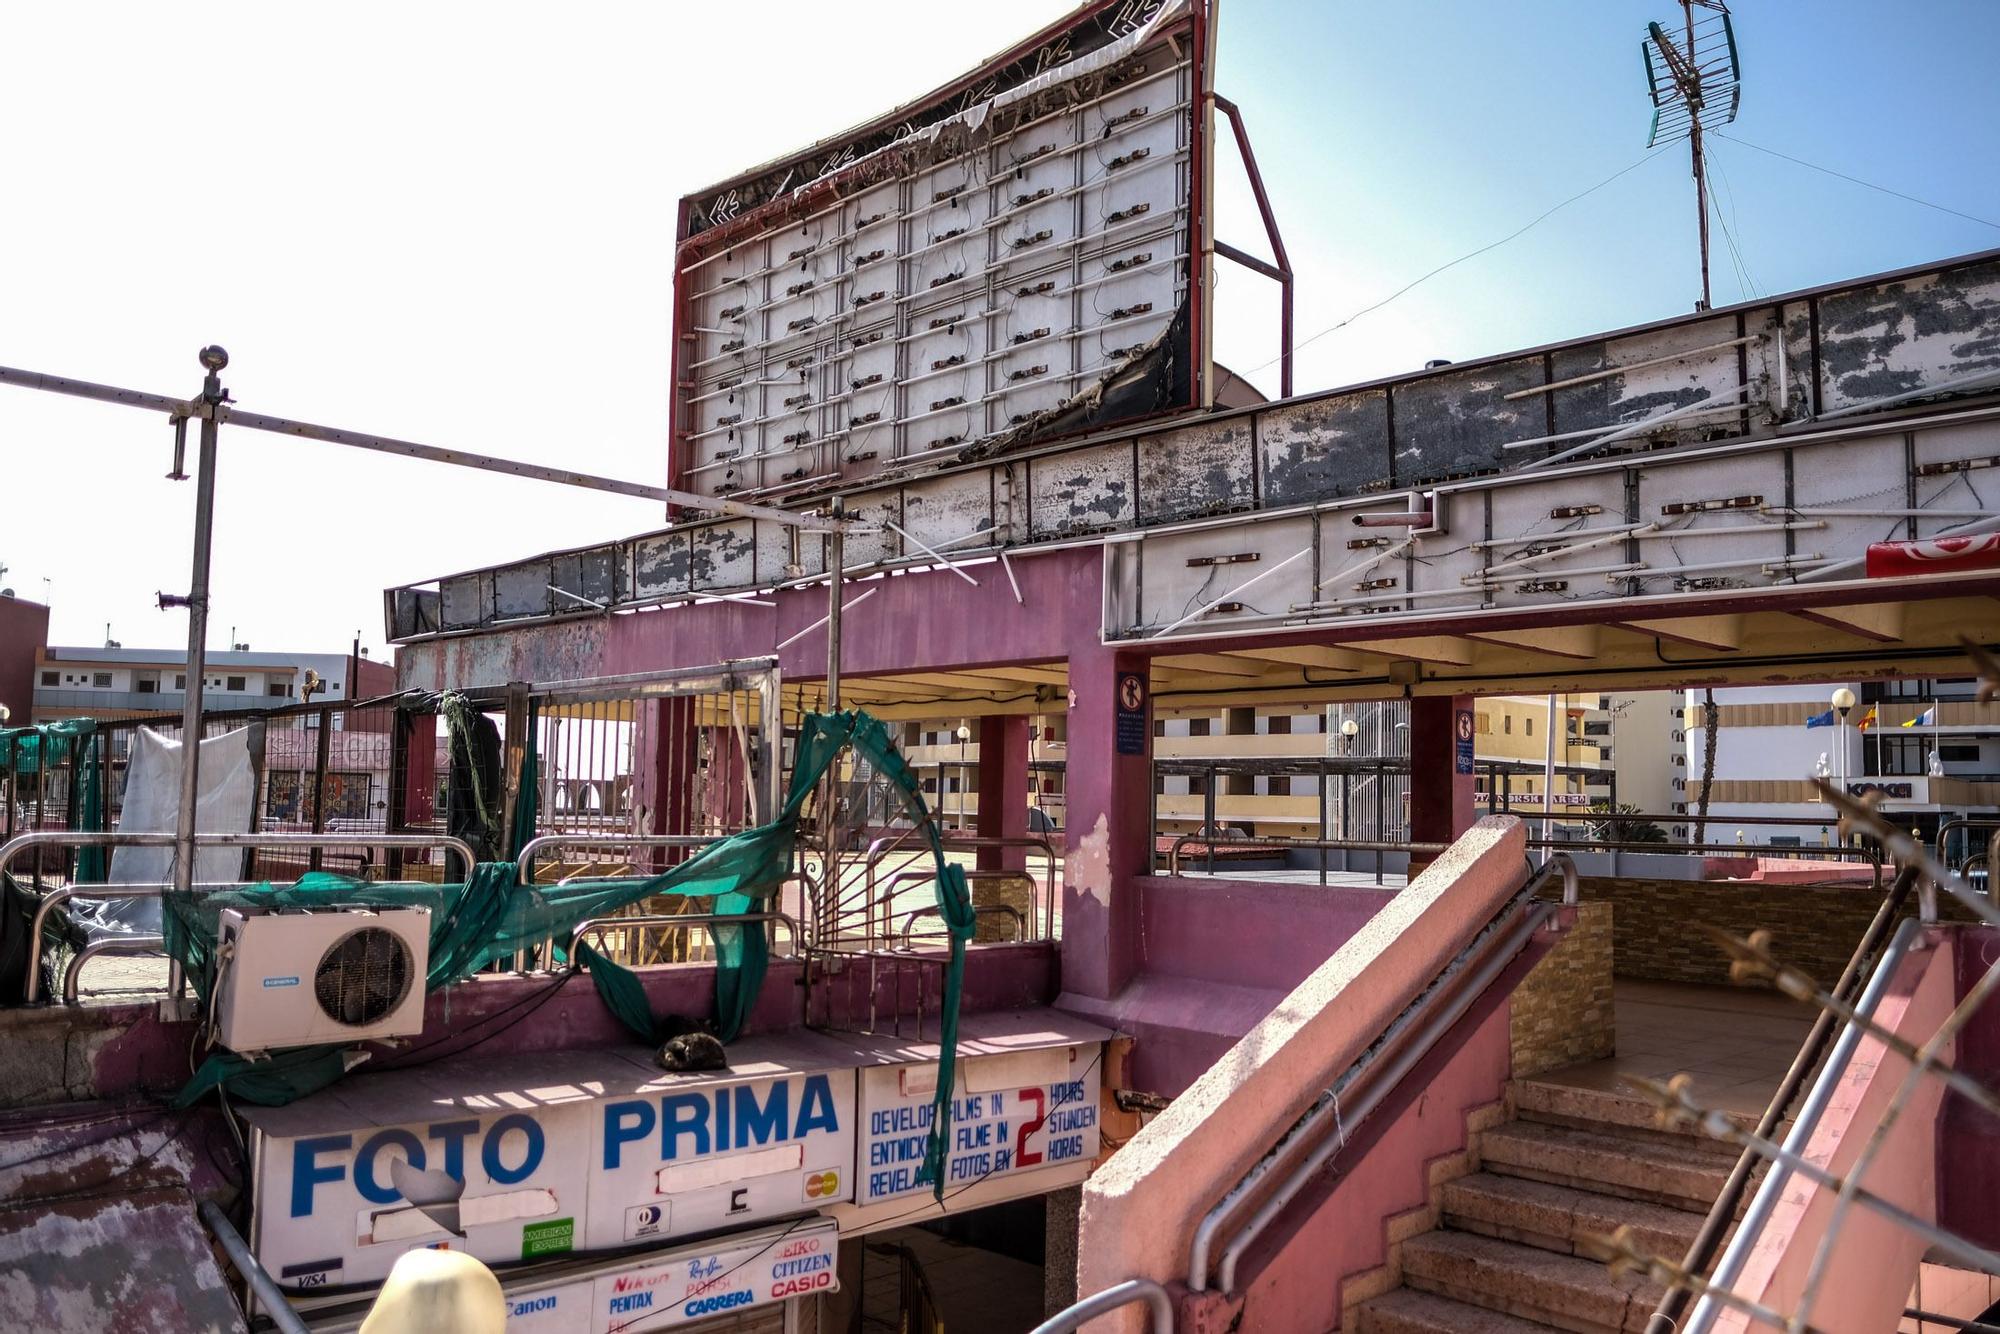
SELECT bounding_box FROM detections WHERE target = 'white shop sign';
[857,1044,1101,1205]
[253,1101,594,1290]
[586,1068,855,1249]
[586,1217,838,1332]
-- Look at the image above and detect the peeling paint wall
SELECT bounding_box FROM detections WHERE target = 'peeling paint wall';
[387,250,2000,642]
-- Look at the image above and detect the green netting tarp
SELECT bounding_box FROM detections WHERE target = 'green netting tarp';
[162,708,977,1199]
[0,718,95,778]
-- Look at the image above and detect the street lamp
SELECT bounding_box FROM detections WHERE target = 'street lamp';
[1340,717,1359,753]
[1831,687,1856,798]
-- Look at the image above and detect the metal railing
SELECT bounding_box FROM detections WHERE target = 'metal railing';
[1646,864,1920,1333]
[1165,834,1448,879]
[855,833,1060,948]
[516,832,732,885]
[199,1199,310,1334]
[569,911,801,960]
[1030,1279,1175,1334]
[1525,834,1884,892]
[13,830,477,1003]
[1677,914,1928,1332]
[1187,854,1576,1294]
[61,933,166,1004]
[898,903,1026,950]
[1938,817,2000,872]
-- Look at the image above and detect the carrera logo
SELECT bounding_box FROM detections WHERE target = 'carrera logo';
[804,1170,840,1199]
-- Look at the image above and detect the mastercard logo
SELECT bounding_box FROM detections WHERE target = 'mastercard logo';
[804,1171,841,1199]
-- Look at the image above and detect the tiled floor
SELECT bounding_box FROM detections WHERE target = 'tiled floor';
[860,1229,1047,1333]
[1535,979,1818,1115]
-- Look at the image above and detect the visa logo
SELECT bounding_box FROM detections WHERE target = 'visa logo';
[262,976,301,988]
[602,1074,840,1169]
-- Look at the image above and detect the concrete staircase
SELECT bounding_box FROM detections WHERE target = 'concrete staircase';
[1355,1077,1744,1334]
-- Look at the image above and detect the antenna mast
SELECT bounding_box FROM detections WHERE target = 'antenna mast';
[1642,0,1741,311]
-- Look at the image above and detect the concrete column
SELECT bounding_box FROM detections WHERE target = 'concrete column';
[1062,645,1151,1000]
[701,725,751,830]
[1409,694,1477,846]
[634,698,697,867]
[975,714,1031,872]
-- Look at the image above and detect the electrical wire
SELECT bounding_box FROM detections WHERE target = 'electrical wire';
[1250,148,1674,375]
[1711,132,2000,233]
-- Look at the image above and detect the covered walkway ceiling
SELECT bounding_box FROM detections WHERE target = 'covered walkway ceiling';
[824,573,2000,718]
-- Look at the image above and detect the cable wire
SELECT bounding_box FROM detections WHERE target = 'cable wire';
[1712,132,2000,233]
[1250,148,1674,375]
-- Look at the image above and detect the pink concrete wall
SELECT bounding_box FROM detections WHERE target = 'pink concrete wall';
[1075,817,1530,1332]
[1715,930,1957,1334]
[1939,925,2000,1248]
[1060,876,1394,1096]
[1229,988,1518,1331]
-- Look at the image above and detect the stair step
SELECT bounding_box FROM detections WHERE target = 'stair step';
[1357,1286,1558,1334]
[1401,1231,1663,1334]
[1440,1172,1708,1261]
[1480,1121,1732,1213]
[1511,1079,1751,1158]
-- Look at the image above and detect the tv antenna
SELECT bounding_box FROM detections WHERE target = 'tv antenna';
[1642,0,1742,311]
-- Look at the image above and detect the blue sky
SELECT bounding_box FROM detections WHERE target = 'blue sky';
[2,1,1996,651]
[1208,0,2000,391]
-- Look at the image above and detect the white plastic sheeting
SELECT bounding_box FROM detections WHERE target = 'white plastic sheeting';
[83,725,258,933]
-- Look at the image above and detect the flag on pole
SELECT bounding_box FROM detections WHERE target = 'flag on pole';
[1858,706,1879,731]
[1902,706,1937,728]
[1804,708,1835,728]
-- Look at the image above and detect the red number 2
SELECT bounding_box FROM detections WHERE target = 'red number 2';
[1014,1088,1047,1167]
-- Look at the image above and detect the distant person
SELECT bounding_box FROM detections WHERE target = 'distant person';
[359,1249,506,1334]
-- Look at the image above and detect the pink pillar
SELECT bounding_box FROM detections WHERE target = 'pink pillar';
[701,726,750,831]
[1409,695,1477,846]
[1061,646,1152,1000]
[634,698,697,866]
[975,715,1030,872]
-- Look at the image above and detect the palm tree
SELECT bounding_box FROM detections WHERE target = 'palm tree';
[1694,688,1717,843]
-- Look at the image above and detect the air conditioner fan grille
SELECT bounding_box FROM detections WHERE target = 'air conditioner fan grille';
[313,924,415,1027]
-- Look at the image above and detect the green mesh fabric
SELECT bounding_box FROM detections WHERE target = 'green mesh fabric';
[161,709,976,1200]
[0,718,96,777]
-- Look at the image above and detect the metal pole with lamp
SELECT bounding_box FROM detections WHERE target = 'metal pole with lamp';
[1831,687,1856,841]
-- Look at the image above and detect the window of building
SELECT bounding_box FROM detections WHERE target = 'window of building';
[136,678,157,694]
[1267,715,1292,735]
[1503,716,1513,735]
[226,676,247,692]
[1188,718,1211,737]
[1525,716,1534,737]
[1940,743,1980,764]
[38,671,57,687]
[1477,714,1491,735]
[92,672,112,688]
[268,683,290,698]
[175,674,186,690]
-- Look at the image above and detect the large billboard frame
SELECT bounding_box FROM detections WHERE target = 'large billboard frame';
[668,0,1217,512]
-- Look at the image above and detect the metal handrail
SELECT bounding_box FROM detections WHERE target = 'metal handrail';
[861,832,1060,945]
[1526,835,1884,892]
[199,1199,310,1334]
[1166,834,1448,877]
[897,903,1025,950]
[1647,865,1920,1332]
[1,828,477,879]
[1187,854,1573,1292]
[1938,817,2000,870]
[18,832,479,1003]
[1029,1278,1174,1334]
[568,911,801,959]
[517,832,731,885]
[62,933,166,1004]
[1679,914,1925,1333]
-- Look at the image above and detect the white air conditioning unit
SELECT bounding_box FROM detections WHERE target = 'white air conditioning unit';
[215,906,431,1054]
